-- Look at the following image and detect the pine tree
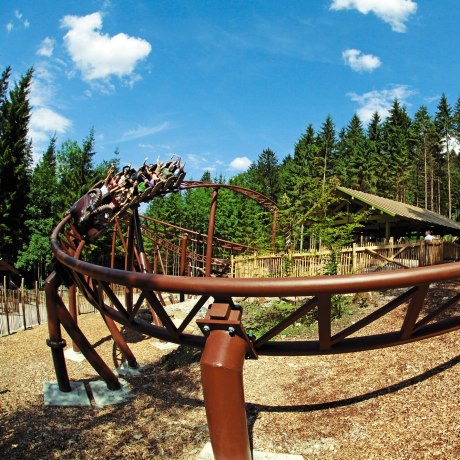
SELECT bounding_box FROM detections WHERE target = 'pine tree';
[335,114,371,191]
[435,94,454,217]
[449,96,460,219]
[57,128,97,210]
[411,106,438,209]
[250,148,280,201]
[381,99,412,202]
[0,67,33,263]
[367,111,383,194]
[16,136,59,282]
[317,116,336,188]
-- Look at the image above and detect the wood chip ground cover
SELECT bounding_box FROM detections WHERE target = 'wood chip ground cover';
[0,283,459,459]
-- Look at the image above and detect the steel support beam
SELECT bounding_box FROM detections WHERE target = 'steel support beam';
[45,271,71,392]
[205,188,219,277]
[200,329,251,460]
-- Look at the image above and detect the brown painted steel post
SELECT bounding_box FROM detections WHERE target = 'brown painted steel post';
[205,188,219,277]
[45,271,71,392]
[111,224,117,269]
[200,329,251,460]
[69,240,85,353]
[101,313,138,368]
[179,234,189,301]
[68,284,80,352]
[35,281,41,325]
[125,214,135,313]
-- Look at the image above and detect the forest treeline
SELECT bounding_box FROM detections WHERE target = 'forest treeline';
[1,66,460,283]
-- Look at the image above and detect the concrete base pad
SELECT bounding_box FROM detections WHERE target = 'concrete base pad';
[151,340,179,350]
[43,381,91,406]
[115,362,142,377]
[88,378,134,408]
[197,442,304,459]
[64,348,86,362]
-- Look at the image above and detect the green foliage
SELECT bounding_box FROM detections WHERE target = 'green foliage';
[304,179,367,275]
[242,299,317,338]
[0,66,33,262]
[57,128,99,211]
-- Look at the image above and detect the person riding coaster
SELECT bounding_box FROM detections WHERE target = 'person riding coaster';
[69,158,187,240]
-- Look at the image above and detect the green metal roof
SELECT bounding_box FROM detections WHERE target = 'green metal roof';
[337,186,460,233]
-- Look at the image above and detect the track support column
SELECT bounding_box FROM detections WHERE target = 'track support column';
[45,271,71,392]
[198,302,256,460]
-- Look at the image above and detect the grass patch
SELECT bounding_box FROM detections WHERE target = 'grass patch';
[240,294,372,340]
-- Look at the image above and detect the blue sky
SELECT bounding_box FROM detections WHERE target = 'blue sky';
[1,0,459,180]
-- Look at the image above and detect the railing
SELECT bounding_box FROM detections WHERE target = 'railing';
[231,240,459,278]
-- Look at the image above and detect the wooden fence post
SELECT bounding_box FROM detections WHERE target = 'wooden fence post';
[35,281,41,325]
[419,239,424,267]
[21,278,27,330]
[4,275,10,335]
[352,243,357,272]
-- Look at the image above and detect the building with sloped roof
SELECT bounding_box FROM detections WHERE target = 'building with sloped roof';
[335,186,460,241]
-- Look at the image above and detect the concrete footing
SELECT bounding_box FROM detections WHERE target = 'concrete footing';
[43,378,133,408]
[64,348,86,362]
[88,378,134,407]
[43,381,91,406]
[197,442,304,459]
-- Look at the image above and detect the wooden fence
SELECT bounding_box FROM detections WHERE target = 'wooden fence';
[0,284,128,337]
[231,240,460,278]
[2,240,460,335]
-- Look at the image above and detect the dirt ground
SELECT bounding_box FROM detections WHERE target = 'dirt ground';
[0,283,459,459]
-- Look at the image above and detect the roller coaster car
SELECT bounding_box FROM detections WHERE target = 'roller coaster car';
[69,187,114,240]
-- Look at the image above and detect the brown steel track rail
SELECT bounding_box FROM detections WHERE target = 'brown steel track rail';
[50,213,460,355]
[46,189,460,459]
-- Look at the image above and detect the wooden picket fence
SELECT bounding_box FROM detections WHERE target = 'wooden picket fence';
[231,240,460,278]
[0,283,129,337]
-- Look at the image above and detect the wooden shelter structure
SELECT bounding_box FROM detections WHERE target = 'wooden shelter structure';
[335,186,460,241]
[0,260,20,289]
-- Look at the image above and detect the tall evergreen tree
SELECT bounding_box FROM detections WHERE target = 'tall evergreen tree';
[435,94,454,217]
[411,106,438,209]
[249,148,280,201]
[335,114,372,191]
[381,99,412,202]
[367,111,383,194]
[17,136,59,282]
[317,115,336,187]
[0,67,33,262]
[57,128,97,210]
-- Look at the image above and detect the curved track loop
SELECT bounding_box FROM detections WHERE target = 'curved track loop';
[47,180,460,459]
[51,212,460,357]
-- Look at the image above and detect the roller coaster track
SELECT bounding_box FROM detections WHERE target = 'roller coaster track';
[46,179,460,459]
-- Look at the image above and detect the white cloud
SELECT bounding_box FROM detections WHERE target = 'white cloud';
[120,122,170,142]
[442,135,460,155]
[6,10,29,32]
[230,156,252,171]
[330,0,417,32]
[348,85,415,123]
[342,49,381,72]
[37,37,55,57]
[30,107,71,136]
[28,65,72,160]
[60,12,152,83]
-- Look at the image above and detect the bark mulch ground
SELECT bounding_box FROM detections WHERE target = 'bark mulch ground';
[0,282,459,459]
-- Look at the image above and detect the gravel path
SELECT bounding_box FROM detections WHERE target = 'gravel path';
[0,286,459,459]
